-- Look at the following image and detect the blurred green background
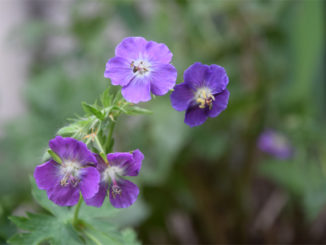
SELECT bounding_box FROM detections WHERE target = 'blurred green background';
[0,0,325,244]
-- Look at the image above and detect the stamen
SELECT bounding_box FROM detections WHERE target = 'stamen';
[59,161,80,187]
[111,184,122,199]
[130,59,151,75]
[195,87,215,110]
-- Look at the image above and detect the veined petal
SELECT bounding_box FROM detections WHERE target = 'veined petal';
[170,83,194,111]
[115,37,147,61]
[84,181,108,207]
[49,136,96,165]
[145,41,173,63]
[123,149,143,177]
[185,105,208,127]
[47,183,80,206]
[107,152,133,168]
[121,76,151,103]
[150,63,177,96]
[79,167,100,200]
[208,89,230,118]
[184,62,209,89]
[109,179,139,208]
[204,64,229,94]
[34,160,60,190]
[104,57,133,87]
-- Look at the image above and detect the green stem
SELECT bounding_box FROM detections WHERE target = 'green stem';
[94,134,105,154]
[73,194,83,226]
[104,121,116,153]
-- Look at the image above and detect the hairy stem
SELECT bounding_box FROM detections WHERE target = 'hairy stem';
[105,121,116,153]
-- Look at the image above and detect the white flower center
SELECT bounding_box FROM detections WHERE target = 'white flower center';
[194,87,215,110]
[102,166,124,182]
[130,59,151,77]
[60,161,81,187]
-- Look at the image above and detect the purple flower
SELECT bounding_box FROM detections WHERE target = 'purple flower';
[85,150,143,208]
[170,62,230,127]
[257,130,294,159]
[34,136,100,206]
[104,37,177,103]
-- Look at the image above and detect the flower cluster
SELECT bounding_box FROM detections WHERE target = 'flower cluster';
[34,136,143,208]
[105,37,230,126]
[34,36,230,209]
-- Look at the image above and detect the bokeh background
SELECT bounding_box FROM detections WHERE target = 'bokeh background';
[0,0,325,244]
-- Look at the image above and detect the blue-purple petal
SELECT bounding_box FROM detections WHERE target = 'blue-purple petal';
[170,83,194,111]
[145,41,173,64]
[184,105,208,127]
[204,64,229,94]
[107,152,133,168]
[150,63,177,96]
[208,89,230,118]
[121,77,151,103]
[123,149,143,176]
[79,167,100,200]
[115,37,147,61]
[47,182,80,206]
[49,136,96,165]
[34,160,60,190]
[109,179,139,209]
[104,57,133,87]
[84,181,108,208]
[183,62,209,89]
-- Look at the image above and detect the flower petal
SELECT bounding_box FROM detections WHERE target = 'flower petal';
[121,77,151,103]
[104,57,133,87]
[107,152,133,168]
[47,183,80,206]
[49,136,96,165]
[34,160,60,190]
[123,149,144,177]
[208,89,230,118]
[115,37,147,61]
[150,64,177,96]
[170,83,194,111]
[84,181,108,207]
[204,64,229,94]
[183,62,209,89]
[185,105,208,127]
[79,167,100,200]
[145,41,173,63]
[109,179,139,208]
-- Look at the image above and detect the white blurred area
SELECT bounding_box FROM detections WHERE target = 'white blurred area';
[0,0,29,137]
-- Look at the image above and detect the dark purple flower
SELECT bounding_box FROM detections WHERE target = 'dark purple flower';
[85,150,143,208]
[104,37,177,103]
[34,136,100,206]
[170,62,230,127]
[257,130,294,159]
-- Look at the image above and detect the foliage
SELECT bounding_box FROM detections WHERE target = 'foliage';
[0,0,324,244]
[8,178,139,245]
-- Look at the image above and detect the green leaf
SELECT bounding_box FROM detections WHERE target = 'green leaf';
[100,88,113,107]
[8,213,81,245]
[82,102,104,120]
[57,119,91,138]
[48,149,62,164]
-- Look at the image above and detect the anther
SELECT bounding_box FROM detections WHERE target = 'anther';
[112,184,122,199]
